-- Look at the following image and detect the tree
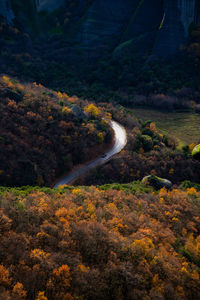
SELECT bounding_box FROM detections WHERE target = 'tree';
[84,104,99,117]
[12,282,27,300]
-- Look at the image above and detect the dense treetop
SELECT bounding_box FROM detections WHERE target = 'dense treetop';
[0,182,199,299]
[0,75,111,187]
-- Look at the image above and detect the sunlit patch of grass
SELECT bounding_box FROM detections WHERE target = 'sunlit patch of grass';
[131,108,200,147]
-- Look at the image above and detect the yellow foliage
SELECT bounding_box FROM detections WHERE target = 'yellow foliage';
[35,291,48,300]
[97,132,104,143]
[187,187,198,196]
[160,197,165,204]
[2,75,9,83]
[48,115,53,121]
[58,184,68,189]
[30,249,50,260]
[62,107,72,114]
[57,91,63,98]
[63,93,69,99]
[181,266,190,275]
[72,188,82,196]
[8,81,14,88]
[165,211,171,217]
[131,237,154,258]
[107,202,118,211]
[77,264,89,273]
[53,265,71,287]
[36,231,50,239]
[172,217,179,222]
[184,234,200,262]
[84,104,99,117]
[169,168,174,174]
[87,203,95,215]
[39,198,48,208]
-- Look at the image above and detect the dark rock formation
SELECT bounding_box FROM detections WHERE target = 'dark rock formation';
[142,175,172,190]
[77,0,136,50]
[72,104,88,120]
[192,144,200,160]
[195,0,200,23]
[0,0,14,24]
[154,0,186,56]
[154,0,196,56]
[1,0,200,56]
[35,0,65,12]
[75,0,200,57]
[114,0,164,57]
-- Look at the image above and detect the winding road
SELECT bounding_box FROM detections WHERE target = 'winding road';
[54,120,127,187]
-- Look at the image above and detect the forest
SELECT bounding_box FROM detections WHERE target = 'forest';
[0,183,200,299]
[0,1,200,299]
[0,75,111,187]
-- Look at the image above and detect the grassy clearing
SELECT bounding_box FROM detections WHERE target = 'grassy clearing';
[131,108,200,148]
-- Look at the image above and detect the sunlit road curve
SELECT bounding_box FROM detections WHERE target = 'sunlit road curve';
[54,120,127,187]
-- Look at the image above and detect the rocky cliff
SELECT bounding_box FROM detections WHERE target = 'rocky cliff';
[35,0,64,12]
[1,0,200,56]
[195,0,200,23]
[75,0,200,56]
[0,0,14,24]
[154,0,196,55]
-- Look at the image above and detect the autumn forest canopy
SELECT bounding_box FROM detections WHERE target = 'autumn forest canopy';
[0,1,200,299]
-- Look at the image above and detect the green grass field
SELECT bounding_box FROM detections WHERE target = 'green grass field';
[131,108,200,148]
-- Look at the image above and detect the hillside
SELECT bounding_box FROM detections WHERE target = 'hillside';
[0,1,200,106]
[0,2,200,299]
[0,75,111,187]
[1,0,200,57]
[0,183,199,299]
[72,105,200,187]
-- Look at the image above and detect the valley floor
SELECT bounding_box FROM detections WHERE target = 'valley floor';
[131,108,200,148]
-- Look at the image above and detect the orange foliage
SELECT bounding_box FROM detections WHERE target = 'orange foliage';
[12,282,27,300]
[0,265,11,287]
[36,291,48,300]
[0,184,199,298]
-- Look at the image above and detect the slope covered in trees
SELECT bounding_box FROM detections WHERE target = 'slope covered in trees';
[0,183,199,299]
[1,7,200,109]
[75,103,200,187]
[0,75,111,187]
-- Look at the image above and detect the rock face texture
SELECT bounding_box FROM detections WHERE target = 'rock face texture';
[75,0,200,56]
[35,0,65,12]
[154,0,196,55]
[77,0,136,49]
[195,0,200,23]
[142,175,172,190]
[178,0,196,36]
[1,0,200,56]
[0,0,14,24]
